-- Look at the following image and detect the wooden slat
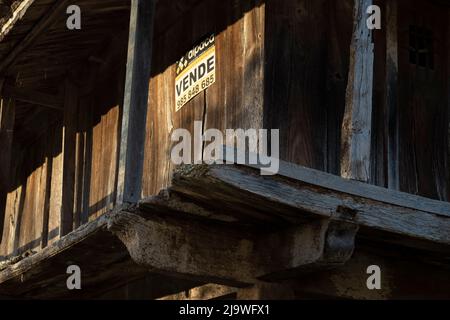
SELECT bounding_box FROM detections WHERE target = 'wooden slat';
[60,78,78,236]
[385,0,399,190]
[117,0,156,204]
[2,84,63,110]
[0,80,15,242]
[340,0,375,182]
[47,121,63,245]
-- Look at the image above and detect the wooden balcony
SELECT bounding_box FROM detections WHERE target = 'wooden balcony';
[0,0,450,299]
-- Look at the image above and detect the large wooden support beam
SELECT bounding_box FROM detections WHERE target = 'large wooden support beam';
[171,164,450,251]
[2,85,63,110]
[0,80,15,242]
[117,0,156,204]
[341,0,375,182]
[108,212,357,285]
[0,208,356,297]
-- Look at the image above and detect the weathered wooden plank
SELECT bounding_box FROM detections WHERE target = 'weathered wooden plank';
[48,122,63,245]
[117,0,156,204]
[341,0,374,182]
[89,61,122,219]
[2,84,63,110]
[385,0,399,190]
[221,146,450,217]
[81,98,93,224]
[73,106,85,229]
[141,32,175,197]
[370,0,386,188]
[60,78,78,236]
[325,1,353,175]
[265,0,328,170]
[41,138,53,249]
[397,0,449,200]
[171,164,450,250]
[0,82,15,242]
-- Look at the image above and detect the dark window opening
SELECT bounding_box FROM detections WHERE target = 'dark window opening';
[409,25,434,69]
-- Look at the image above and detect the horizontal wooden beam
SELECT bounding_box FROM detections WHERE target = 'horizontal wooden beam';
[171,164,450,251]
[108,211,357,285]
[220,145,450,217]
[0,207,356,296]
[2,85,63,110]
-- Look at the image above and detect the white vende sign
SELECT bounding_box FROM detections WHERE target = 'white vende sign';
[175,34,216,112]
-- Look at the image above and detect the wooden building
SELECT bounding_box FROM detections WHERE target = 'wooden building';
[0,0,449,299]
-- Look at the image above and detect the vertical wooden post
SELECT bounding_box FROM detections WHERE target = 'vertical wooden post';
[386,0,399,190]
[341,0,375,182]
[61,78,78,236]
[0,79,15,242]
[117,0,155,204]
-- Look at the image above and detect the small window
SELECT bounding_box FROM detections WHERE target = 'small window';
[409,25,434,69]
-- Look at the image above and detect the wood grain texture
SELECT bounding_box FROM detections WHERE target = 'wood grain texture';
[117,0,155,204]
[171,164,450,250]
[385,0,399,190]
[341,0,374,182]
[142,0,272,197]
[265,0,328,170]
[397,0,449,201]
